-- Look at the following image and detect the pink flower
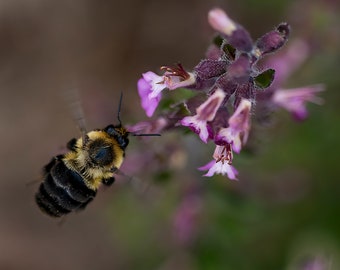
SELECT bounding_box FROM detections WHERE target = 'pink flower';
[208,8,237,36]
[198,145,238,180]
[173,191,202,245]
[180,88,226,143]
[208,8,253,52]
[160,64,196,90]
[272,85,324,120]
[137,65,196,117]
[137,72,164,117]
[214,99,252,153]
[127,117,167,135]
[265,39,310,89]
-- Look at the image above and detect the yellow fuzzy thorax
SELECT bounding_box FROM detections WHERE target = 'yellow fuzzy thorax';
[63,130,125,190]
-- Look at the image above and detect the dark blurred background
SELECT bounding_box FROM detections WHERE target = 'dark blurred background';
[0,0,339,269]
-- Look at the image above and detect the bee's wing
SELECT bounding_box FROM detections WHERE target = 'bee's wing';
[64,85,87,141]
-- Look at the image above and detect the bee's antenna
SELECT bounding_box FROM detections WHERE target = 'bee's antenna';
[132,133,161,137]
[117,91,160,137]
[117,92,123,127]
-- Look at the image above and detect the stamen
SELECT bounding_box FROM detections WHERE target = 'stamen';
[215,144,233,165]
[160,63,190,81]
[226,144,233,165]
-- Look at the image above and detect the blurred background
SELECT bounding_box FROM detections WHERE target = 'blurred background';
[0,0,339,269]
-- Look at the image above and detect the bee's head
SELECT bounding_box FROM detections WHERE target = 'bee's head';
[100,92,129,150]
[104,124,129,150]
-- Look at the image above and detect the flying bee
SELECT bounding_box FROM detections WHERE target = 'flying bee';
[35,93,159,218]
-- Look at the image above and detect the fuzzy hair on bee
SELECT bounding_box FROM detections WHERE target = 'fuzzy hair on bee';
[35,92,159,218]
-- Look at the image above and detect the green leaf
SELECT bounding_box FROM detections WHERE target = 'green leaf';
[222,43,236,60]
[212,35,236,60]
[213,35,224,47]
[254,69,275,89]
[158,88,196,112]
[171,102,191,116]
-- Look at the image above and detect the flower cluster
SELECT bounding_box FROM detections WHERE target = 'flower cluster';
[136,8,324,180]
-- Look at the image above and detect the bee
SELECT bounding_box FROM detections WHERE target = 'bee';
[35,93,159,218]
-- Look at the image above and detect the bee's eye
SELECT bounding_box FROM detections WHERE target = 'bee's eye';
[105,125,118,136]
[117,137,129,149]
[104,125,129,150]
[89,141,114,166]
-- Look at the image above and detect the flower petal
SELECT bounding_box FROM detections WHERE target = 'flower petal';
[272,85,324,120]
[208,8,237,36]
[199,160,238,180]
[167,72,196,90]
[181,116,211,143]
[142,71,166,99]
[196,88,226,122]
[181,89,225,143]
[198,160,215,171]
[137,77,162,117]
[214,99,251,153]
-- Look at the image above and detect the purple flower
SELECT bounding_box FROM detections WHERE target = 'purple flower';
[180,88,226,143]
[272,85,324,120]
[198,145,238,180]
[138,65,196,117]
[214,99,252,153]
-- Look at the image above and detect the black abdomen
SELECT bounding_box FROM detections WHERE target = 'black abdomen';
[35,156,96,218]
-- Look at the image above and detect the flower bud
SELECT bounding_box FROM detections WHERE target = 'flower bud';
[194,59,227,80]
[205,44,223,60]
[234,81,256,108]
[208,8,253,52]
[210,107,230,135]
[215,74,238,100]
[227,54,251,84]
[255,23,290,56]
[208,8,237,36]
[228,28,253,52]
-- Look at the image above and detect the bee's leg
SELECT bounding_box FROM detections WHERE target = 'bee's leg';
[82,135,90,148]
[76,197,94,212]
[102,177,115,186]
[66,138,77,151]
